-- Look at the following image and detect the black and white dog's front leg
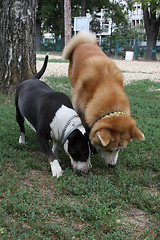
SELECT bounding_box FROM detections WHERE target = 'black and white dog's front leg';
[52,142,58,158]
[37,135,62,178]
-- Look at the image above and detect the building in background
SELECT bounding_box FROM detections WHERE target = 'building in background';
[95,3,143,42]
[129,3,143,27]
[97,9,112,36]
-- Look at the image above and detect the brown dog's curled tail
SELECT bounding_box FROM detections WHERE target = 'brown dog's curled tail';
[62,30,97,60]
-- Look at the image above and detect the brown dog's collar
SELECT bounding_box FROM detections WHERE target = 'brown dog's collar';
[92,111,125,128]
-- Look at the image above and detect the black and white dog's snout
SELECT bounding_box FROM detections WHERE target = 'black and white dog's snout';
[66,128,91,173]
[15,55,91,178]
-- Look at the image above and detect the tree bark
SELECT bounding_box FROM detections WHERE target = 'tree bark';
[143,4,160,61]
[36,20,41,52]
[81,0,86,16]
[64,0,71,46]
[0,0,36,93]
[36,0,43,51]
[60,0,64,39]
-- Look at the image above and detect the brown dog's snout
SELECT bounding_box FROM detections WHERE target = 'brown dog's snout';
[108,164,116,168]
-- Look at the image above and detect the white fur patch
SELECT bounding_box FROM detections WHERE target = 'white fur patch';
[100,149,120,166]
[52,142,58,156]
[24,117,36,132]
[19,133,25,144]
[50,105,82,141]
[76,158,92,173]
[50,160,62,178]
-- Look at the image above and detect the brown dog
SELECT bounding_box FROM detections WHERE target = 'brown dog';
[63,31,145,167]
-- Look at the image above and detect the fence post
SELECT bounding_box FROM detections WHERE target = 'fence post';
[115,38,118,58]
[134,39,138,60]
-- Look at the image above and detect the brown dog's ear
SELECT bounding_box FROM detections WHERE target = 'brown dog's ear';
[97,129,111,146]
[131,125,145,141]
[90,129,111,146]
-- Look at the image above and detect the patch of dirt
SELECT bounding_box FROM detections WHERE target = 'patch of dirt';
[143,186,160,199]
[120,206,156,239]
[36,54,160,84]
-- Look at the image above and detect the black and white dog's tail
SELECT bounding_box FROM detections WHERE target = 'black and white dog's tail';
[32,53,49,79]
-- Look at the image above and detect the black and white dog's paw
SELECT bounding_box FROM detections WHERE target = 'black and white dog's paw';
[19,133,25,144]
[50,160,62,178]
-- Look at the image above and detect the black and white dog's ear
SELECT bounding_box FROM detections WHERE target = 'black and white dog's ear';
[90,144,97,155]
[84,132,89,138]
[69,129,97,155]
[84,132,97,155]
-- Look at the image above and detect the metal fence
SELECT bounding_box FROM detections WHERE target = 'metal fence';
[40,36,159,60]
[99,38,139,59]
[40,37,64,52]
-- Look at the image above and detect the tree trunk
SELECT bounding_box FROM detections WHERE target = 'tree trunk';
[36,20,41,52]
[0,0,36,93]
[60,0,64,39]
[64,0,71,46]
[143,5,160,61]
[145,35,157,61]
[36,0,43,52]
[81,0,86,16]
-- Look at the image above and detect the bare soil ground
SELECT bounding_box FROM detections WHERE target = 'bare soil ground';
[37,54,160,84]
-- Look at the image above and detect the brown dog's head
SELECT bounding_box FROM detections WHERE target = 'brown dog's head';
[89,113,145,167]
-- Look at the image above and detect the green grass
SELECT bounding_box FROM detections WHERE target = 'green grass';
[0,79,160,239]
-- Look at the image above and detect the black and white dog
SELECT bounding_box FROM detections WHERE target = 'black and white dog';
[15,55,91,178]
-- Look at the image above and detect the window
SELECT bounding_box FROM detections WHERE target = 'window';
[102,24,109,32]
[136,20,139,25]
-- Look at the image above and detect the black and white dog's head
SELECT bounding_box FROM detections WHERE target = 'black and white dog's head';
[50,106,91,175]
[63,129,91,173]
